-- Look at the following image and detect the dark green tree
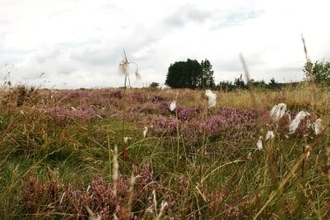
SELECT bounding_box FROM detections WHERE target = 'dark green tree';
[201,59,215,89]
[234,74,246,89]
[252,79,268,90]
[303,59,330,86]
[165,61,188,88]
[165,59,214,89]
[268,78,281,90]
[217,80,235,92]
[149,82,159,88]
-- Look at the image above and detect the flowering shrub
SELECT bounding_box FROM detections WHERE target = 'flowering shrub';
[177,105,202,121]
[147,115,180,135]
[137,105,261,156]
[47,105,98,125]
[20,164,165,219]
[181,107,259,147]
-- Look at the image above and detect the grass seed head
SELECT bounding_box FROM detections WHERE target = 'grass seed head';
[257,136,263,150]
[112,145,119,198]
[205,89,217,108]
[265,130,275,140]
[143,126,148,138]
[313,118,323,135]
[305,145,311,159]
[270,103,287,121]
[169,100,176,112]
[289,111,310,134]
[124,137,132,143]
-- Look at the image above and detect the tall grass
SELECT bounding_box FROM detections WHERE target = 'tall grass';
[0,83,329,219]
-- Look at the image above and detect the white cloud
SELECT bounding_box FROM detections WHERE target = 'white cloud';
[0,0,329,88]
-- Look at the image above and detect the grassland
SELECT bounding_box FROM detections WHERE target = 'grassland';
[0,83,329,219]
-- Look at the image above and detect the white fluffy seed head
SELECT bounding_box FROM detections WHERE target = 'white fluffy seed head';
[205,89,216,108]
[305,145,311,159]
[313,118,323,135]
[143,126,148,138]
[169,100,176,112]
[265,130,275,140]
[270,103,287,121]
[256,136,263,150]
[124,136,132,143]
[289,111,310,134]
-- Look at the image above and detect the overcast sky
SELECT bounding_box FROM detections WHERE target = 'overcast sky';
[1,0,329,89]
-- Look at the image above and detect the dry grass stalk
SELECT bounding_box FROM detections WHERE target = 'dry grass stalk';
[240,54,279,186]
[301,34,317,108]
[121,173,137,219]
[239,54,257,110]
[112,145,119,199]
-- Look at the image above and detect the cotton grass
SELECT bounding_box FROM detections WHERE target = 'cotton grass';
[143,126,148,138]
[289,111,310,134]
[119,49,140,88]
[256,136,263,150]
[265,130,275,140]
[205,89,216,108]
[270,103,287,121]
[169,100,176,112]
[312,118,323,135]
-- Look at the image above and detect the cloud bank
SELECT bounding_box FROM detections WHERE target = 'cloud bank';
[0,0,329,88]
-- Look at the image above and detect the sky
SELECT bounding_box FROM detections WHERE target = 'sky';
[1,0,330,89]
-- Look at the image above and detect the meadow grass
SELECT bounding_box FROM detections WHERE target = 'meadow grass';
[0,84,329,219]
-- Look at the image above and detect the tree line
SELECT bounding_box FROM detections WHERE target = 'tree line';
[163,58,330,91]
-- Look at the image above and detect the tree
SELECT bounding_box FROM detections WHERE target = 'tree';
[217,80,236,92]
[149,82,159,88]
[252,79,268,90]
[165,59,215,89]
[303,59,330,86]
[268,78,281,90]
[118,49,140,88]
[234,74,246,89]
[201,59,215,89]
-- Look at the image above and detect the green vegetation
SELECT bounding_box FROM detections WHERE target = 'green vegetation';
[0,81,329,219]
[304,59,330,86]
[165,59,215,89]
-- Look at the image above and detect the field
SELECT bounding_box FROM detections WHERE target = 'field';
[0,84,329,219]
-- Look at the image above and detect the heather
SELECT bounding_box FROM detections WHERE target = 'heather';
[0,84,329,219]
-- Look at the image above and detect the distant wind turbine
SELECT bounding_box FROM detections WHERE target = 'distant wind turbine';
[118,49,140,88]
